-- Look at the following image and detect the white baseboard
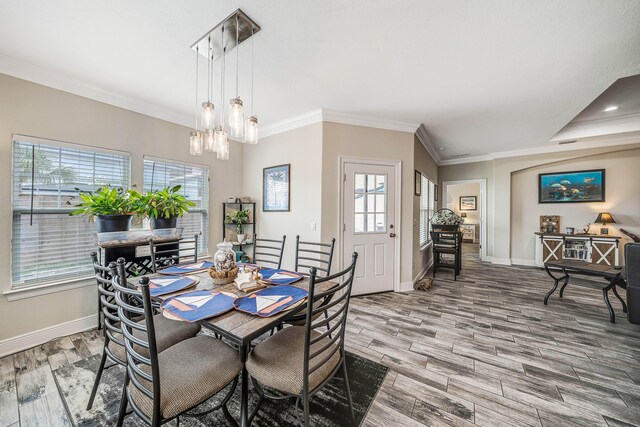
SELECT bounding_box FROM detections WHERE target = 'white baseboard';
[491,257,512,266]
[399,259,433,292]
[510,258,537,267]
[0,314,98,357]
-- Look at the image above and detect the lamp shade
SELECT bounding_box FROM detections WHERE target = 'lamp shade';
[461,213,467,218]
[595,212,615,224]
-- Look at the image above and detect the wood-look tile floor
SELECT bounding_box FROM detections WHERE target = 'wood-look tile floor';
[2,244,639,426]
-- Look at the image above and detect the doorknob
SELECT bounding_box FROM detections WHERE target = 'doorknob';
[389,232,396,238]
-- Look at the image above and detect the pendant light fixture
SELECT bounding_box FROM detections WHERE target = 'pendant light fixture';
[229,14,244,138]
[189,9,260,158]
[189,46,203,156]
[245,25,259,144]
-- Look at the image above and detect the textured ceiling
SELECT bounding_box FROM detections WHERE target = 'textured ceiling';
[0,0,639,159]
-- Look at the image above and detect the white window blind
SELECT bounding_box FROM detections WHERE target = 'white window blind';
[11,136,130,287]
[419,174,430,246]
[143,157,209,254]
[428,180,436,239]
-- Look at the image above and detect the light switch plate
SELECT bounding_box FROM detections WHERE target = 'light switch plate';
[310,221,317,231]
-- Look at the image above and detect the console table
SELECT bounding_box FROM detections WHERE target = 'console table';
[544,259,627,323]
[534,232,621,267]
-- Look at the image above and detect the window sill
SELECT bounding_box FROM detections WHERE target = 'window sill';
[420,241,433,251]
[3,276,94,302]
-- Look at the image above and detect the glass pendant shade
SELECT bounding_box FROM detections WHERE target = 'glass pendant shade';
[216,137,229,160]
[189,130,203,155]
[245,115,259,144]
[213,126,227,153]
[201,102,215,130]
[229,97,244,138]
[204,128,216,152]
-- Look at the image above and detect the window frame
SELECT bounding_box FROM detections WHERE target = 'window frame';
[9,134,131,290]
[419,173,437,249]
[142,155,210,256]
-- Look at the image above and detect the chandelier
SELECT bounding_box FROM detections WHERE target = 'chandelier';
[189,9,260,159]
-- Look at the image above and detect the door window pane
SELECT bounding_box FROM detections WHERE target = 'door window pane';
[355,174,366,193]
[354,213,365,233]
[353,172,387,233]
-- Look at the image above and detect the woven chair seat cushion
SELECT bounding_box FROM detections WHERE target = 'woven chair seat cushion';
[246,326,341,395]
[130,335,242,419]
[284,298,325,326]
[108,315,200,363]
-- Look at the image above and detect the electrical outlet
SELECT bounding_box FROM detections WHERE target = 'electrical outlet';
[310,221,317,231]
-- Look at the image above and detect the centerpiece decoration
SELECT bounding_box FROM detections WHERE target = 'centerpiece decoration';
[209,241,238,284]
[225,209,251,243]
[131,185,195,229]
[430,208,464,232]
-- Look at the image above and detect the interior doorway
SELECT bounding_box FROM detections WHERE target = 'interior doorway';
[442,179,487,262]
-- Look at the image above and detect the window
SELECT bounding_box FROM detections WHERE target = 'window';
[143,157,209,254]
[11,136,130,287]
[419,174,437,247]
[354,173,386,233]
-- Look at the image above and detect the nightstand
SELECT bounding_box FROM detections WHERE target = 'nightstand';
[461,224,478,243]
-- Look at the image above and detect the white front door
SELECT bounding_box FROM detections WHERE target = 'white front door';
[343,162,396,295]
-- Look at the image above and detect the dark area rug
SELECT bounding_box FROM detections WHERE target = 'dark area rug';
[53,351,387,426]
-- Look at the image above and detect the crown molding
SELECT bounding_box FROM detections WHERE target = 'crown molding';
[0,53,193,129]
[321,109,420,133]
[415,124,441,164]
[550,112,640,143]
[439,131,640,166]
[260,108,324,139]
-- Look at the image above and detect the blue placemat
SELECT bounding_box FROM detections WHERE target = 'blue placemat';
[147,276,197,297]
[234,286,308,317]
[260,268,304,285]
[159,261,214,276]
[161,290,236,322]
[236,262,260,271]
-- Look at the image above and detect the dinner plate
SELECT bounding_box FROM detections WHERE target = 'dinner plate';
[161,290,236,322]
[233,285,308,317]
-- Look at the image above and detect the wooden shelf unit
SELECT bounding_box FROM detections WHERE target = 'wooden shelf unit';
[534,232,621,267]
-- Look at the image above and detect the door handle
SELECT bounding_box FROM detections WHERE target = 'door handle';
[389,232,396,238]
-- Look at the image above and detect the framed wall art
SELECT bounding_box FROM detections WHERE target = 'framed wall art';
[538,169,605,203]
[263,164,290,212]
[414,170,421,196]
[460,196,477,211]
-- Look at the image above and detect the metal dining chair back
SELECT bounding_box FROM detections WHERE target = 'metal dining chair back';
[148,233,199,273]
[253,234,286,268]
[294,235,335,277]
[86,252,127,410]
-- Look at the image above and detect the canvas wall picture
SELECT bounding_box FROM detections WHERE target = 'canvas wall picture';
[538,169,605,203]
[263,164,290,211]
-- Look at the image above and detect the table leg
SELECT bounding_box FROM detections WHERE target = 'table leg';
[602,281,616,323]
[559,274,570,298]
[543,265,567,305]
[544,279,559,305]
[240,343,249,427]
[612,281,628,314]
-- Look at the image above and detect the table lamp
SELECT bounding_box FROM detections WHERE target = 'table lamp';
[594,212,615,235]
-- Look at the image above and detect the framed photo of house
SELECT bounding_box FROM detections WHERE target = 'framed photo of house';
[460,196,477,211]
[538,169,605,203]
[414,170,421,196]
[263,164,290,212]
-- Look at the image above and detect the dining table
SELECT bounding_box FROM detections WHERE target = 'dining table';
[151,268,336,427]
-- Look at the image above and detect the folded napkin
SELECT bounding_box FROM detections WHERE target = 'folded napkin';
[161,290,236,322]
[233,285,307,317]
[147,276,197,297]
[260,269,303,285]
[159,261,214,276]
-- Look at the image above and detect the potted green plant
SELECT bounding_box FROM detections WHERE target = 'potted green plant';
[225,209,251,243]
[132,185,195,229]
[69,186,135,232]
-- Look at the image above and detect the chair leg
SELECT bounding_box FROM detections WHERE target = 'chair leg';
[342,359,356,425]
[116,372,129,427]
[87,350,108,410]
[302,393,310,427]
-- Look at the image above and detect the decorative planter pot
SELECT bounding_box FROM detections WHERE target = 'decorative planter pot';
[237,233,246,243]
[151,216,178,229]
[96,214,133,233]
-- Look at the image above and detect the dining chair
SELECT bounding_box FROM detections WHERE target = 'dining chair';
[246,252,359,426]
[148,233,199,273]
[294,236,336,278]
[112,258,242,427]
[86,253,200,411]
[431,230,462,280]
[252,233,286,268]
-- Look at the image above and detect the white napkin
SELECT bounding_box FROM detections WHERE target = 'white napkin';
[256,295,286,312]
[150,278,180,287]
[235,271,254,290]
[268,273,295,281]
[176,295,212,308]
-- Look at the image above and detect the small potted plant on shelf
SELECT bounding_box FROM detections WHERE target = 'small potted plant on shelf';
[430,208,464,232]
[132,185,195,229]
[69,186,136,232]
[225,209,251,243]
